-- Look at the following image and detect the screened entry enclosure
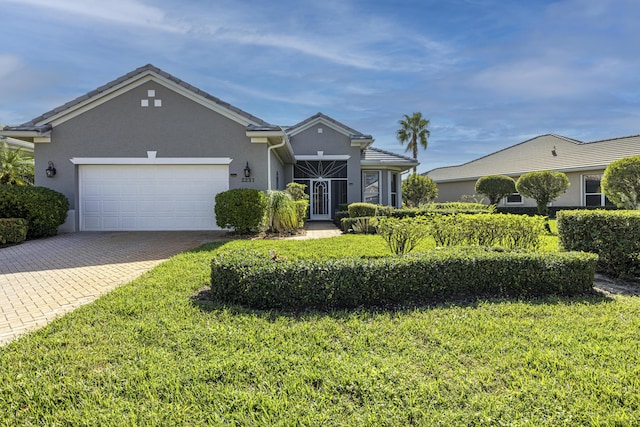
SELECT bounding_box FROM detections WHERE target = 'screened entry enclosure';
[294,161,348,220]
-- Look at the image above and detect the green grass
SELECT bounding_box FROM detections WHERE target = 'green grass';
[1,234,638,425]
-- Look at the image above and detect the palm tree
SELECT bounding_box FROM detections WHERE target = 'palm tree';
[0,140,34,185]
[396,112,430,174]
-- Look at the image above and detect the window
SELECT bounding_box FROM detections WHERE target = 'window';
[584,175,613,207]
[506,193,523,204]
[363,171,380,204]
[390,172,398,207]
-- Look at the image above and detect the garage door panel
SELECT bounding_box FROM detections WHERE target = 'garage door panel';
[79,164,228,231]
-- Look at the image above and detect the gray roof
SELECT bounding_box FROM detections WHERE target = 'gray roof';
[361,146,418,167]
[9,64,273,129]
[426,133,640,182]
[286,112,372,139]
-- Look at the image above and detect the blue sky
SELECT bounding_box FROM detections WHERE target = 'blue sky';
[1,0,639,172]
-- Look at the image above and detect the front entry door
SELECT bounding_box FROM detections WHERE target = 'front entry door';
[310,179,331,220]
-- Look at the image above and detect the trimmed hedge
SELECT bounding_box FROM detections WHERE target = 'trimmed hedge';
[348,203,393,218]
[210,248,597,310]
[430,213,545,249]
[423,202,494,214]
[497,205,618,217]
[0,186,69,238]
[214,188,267,234]
[0,218,28,245]
[557,210,640,279]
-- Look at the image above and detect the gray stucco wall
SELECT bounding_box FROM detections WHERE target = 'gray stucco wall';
[289,124,362,203]
[35,81,270,208]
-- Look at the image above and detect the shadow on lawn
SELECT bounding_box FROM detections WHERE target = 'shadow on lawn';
[191,287,614,321]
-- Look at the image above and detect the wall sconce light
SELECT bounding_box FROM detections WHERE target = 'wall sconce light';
[551,146,557,157]
[244,162,251,178]
[45,161,56,178]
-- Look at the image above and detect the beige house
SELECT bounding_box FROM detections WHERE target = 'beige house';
[426,134,640,208]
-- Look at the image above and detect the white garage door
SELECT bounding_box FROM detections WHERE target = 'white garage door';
[79,164,228,231]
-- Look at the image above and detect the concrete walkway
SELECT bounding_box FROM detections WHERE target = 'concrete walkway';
[288,221,342,239]
[0,231,226,346]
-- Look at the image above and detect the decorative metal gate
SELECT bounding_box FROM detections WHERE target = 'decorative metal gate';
[311,179,331,220]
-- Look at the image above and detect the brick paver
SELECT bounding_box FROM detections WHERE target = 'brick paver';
[0,223,342,347]
[0,231,226,346]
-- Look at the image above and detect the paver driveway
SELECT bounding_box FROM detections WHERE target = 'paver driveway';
[0,231,226,346]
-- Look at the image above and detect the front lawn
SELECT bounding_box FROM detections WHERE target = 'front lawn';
[1,235,638,425]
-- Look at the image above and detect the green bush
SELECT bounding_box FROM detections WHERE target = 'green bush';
[402,174,438,207]
[389,208,422,218]
[214,188,267,234]
[601,155,640,209]
[333,210,349,228]
[265,190,299,233]
[293,200,309,227]
[429,213,545,249]
[422,202,495,214]
[0,185,69,238]
[516,171,570,216]
[341,217,379,234]
[210,248,597,310]
[497,205,618,217]
[348,203,392,218]
[376,216,430,255]
[0,218,28,245]
[285,182,308,201]
[557,210,640,279]
[475,175,516,205]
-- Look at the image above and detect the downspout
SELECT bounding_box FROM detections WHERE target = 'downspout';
[267,128,289,190]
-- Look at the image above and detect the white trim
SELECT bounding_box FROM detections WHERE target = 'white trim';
[41,71,263,128]
[288,116,353,138]
[295,154,351,161]
[70,157,232,165]
[350,138,374,148]
[504,192,524,205]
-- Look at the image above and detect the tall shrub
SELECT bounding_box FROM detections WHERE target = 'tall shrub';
[286,182,309,226]
[402,174,438,207]
[214,188,267,234]
[0,185,69,238]
[601,155,640,209]
[516,171,570,216]
[266,190,299,234]
[475,175,516,206]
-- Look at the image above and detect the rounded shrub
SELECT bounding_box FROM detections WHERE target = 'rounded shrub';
[475,175,516,205]
[601,155,640,209]
[214,188,267,234]
[0,185,69,238]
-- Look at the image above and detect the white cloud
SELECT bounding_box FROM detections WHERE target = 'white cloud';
[0,0,184,32]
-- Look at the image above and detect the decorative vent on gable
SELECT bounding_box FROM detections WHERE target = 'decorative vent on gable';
[317,127,323,133]
[141,89,162,108]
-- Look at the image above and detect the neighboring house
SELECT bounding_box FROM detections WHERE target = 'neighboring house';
[1,64,416,232]
[426,133,640,208]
